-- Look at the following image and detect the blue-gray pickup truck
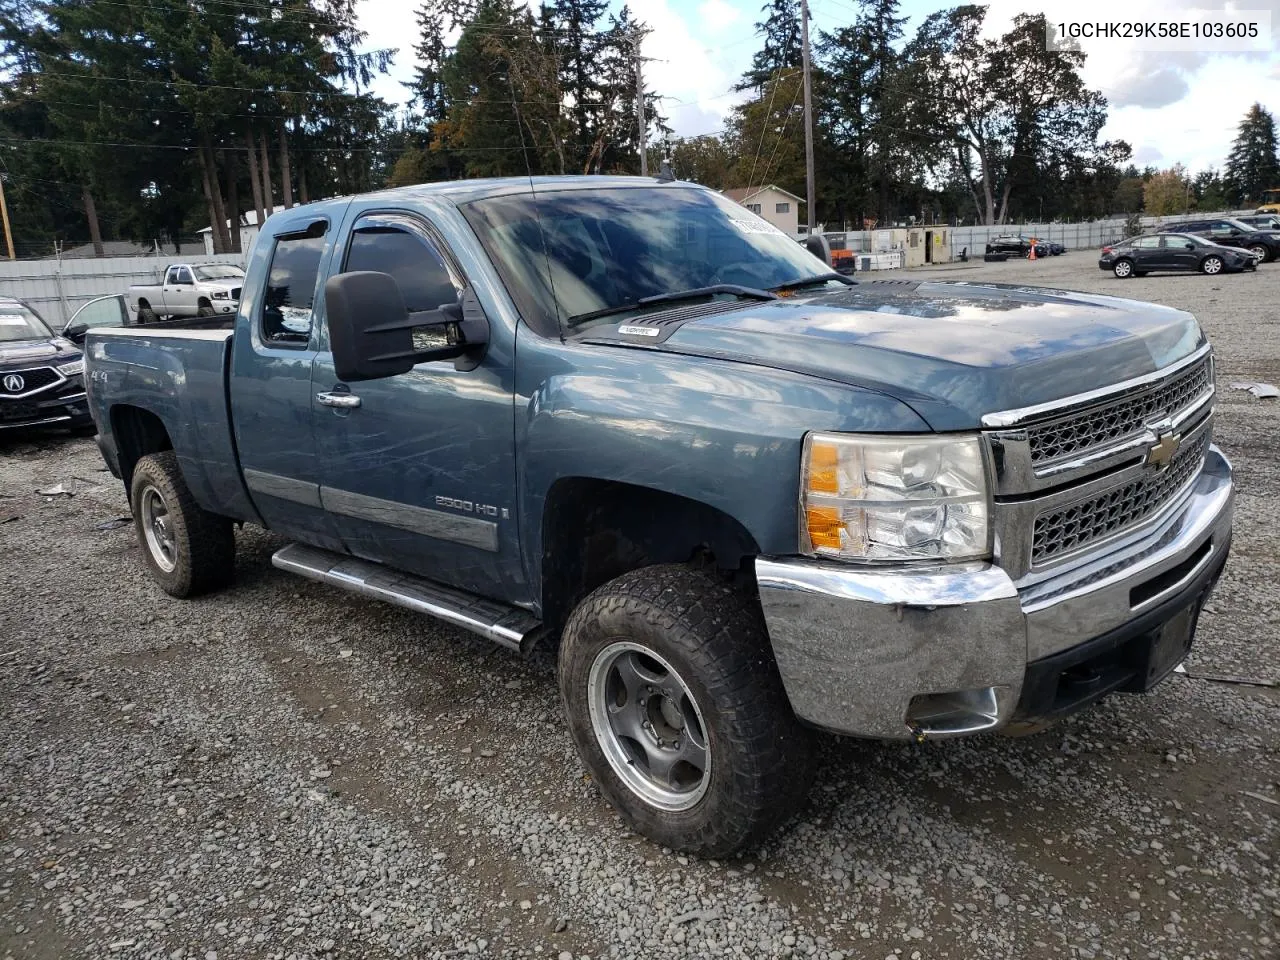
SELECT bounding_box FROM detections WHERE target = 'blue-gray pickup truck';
[83,176,1234,856]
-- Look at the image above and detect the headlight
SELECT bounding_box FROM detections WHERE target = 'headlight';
[212,290,229,299]
[800,432,990,561]
[58,359,85,376]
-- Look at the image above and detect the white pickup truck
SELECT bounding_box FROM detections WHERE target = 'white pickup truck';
[128,263,245,322]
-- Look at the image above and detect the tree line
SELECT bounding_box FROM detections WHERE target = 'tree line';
[1,0,1277,257]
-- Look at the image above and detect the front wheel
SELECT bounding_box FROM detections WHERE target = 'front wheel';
[1113,258,1134,278]
[130,451,235,597]
[559,565,815,857]
[1202,256,1224,275]
[197,302,215,318]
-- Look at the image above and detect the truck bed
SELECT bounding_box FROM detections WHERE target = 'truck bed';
[85,325,259,523]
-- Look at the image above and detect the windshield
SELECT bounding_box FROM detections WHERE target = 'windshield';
[193,264,245,280]
[462,186,832,335]
[0,303,53,342]
[1226,218,1258,232]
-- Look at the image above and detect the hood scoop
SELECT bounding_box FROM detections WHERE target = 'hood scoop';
[582,298,762,345]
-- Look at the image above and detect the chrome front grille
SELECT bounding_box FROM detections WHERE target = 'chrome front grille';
[1026,356,1211,465]
[1031,432,1209,565]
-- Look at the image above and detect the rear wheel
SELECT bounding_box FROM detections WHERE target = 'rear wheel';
[1248,243,1268,262]
[1202,255,1224,275]
[137,303,159,324]
[1113,258,1134,278]
[559,564,815,857]
[130,451,235,597]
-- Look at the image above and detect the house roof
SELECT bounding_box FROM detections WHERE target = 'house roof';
[722,184,805,205]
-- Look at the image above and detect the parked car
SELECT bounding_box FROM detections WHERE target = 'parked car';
[0,296,93,433]
[1100,233,1258,278]
[85,177,1233,857]
[128,262,245,322]
[1235,214,1280,230]
[1160,217,1280,262]
[985,235,1049,257]
[1024,236,1064,256]
[57,293,231,345]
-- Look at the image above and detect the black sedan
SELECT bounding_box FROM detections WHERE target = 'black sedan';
[0,297,94,434]
[1099,233,1257,278]
[1160,217,1280,262]
[985,235,1050,258]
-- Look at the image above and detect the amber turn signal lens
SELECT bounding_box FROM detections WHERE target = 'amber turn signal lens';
[807,443,840,494]
[805,505,844,550]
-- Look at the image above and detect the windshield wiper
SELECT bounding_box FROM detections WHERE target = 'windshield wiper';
[770,272,855,292]
[566,284,777,327]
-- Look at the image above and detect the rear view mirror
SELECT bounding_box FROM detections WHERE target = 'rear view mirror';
[803,234,831,265]
[325,271,489,382]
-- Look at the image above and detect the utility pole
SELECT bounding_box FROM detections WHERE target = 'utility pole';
[800,0,816,233]
[0,174,14,260]
[634,26,648,177]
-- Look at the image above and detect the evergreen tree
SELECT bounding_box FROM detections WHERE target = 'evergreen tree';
[544,0,608,160]
[737,0,802,91]
[1225,103,1279,206]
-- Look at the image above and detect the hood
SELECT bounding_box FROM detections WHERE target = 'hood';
[0,336,80,367]
[592,280,1204,431]
[200,278,242,291]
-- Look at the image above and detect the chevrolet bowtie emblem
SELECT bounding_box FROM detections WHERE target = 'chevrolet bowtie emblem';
[1146,431,1182,470]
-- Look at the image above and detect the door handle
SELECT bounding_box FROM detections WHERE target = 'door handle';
[316,391,361,409]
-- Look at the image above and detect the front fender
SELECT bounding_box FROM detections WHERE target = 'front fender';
[515,333,930,591]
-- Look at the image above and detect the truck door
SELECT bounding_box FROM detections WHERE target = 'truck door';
[309,209,525,605]
[165,265,196,315]
[229,216,345,551]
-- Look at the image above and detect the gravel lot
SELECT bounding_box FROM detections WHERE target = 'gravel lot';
[2,253,1277,960]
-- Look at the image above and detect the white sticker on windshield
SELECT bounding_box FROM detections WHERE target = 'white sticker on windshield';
[0,314,29,325]
[728,218,785,236]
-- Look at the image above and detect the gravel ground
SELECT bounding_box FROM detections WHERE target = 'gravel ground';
[2,253,1277,960]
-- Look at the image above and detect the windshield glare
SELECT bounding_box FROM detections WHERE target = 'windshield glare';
[0,304,53,343]
[463,186,831,333]
[194,265,245,280]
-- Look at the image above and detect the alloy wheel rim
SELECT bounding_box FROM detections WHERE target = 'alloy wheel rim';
[140,485,177,573]
[1116,261,1131,276]
[587,641,711,811]
[1205,258,1222,274]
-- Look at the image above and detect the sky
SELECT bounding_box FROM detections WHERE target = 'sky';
[355,0,1280,176]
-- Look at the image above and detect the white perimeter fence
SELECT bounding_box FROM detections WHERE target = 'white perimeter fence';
[0,253,248,328]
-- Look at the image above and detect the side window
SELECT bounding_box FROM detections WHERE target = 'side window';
[262,230,326,345]
[174,267,194,285]
[746,203,762,214]
[165,267,181,285]
[1208,221,1232,235]
[775,202,790,213]
[1133,237,1159,249]
[342,223,462,313]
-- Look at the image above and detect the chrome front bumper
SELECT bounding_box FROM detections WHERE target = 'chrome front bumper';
[756,445,1235,740]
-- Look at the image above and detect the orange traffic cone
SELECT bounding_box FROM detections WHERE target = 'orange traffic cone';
[1028,241,1037,261]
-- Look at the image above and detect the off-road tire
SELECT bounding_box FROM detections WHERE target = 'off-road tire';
[197,301,215,318]
[129,451,235,598]
[137,304,159,324]
[559,564,816,857]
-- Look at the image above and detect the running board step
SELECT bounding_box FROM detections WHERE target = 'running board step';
[271,543,541,654]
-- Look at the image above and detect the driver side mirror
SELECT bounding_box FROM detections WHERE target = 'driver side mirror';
[1185,243,1196,250]
[63,323,89,344]
[324,271,490,382]
[803,234,831,266]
